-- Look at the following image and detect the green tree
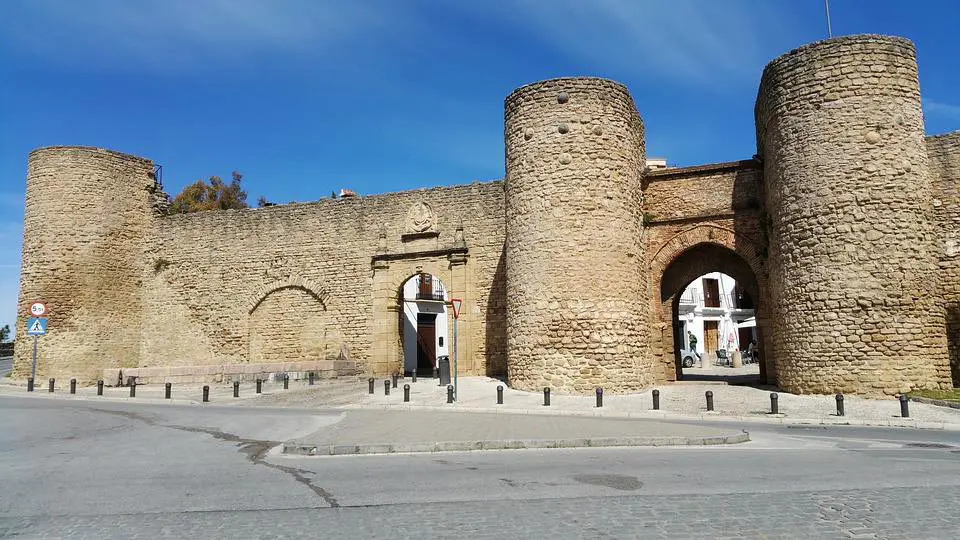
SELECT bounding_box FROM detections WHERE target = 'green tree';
[168,171,249,214]
[0,324,10,343]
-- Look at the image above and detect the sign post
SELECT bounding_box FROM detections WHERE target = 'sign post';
[26,315,48,380]
[450,298,462,402]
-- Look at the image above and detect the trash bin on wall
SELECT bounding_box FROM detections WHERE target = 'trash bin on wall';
[438,355,451,386]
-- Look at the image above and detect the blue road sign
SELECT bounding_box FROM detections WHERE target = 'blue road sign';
[26,317,47,336]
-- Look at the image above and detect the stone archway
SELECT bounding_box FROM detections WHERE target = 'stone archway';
[648,224,774,383]
[370,257,466,377]
[247,283,333,364]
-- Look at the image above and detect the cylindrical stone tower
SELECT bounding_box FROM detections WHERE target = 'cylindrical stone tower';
[13,147,158,383]
[504,77,653,394]
[755,35,952,395]
[927,131,960,386]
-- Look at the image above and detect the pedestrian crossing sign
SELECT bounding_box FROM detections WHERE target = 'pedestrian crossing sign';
[26,317,47,336]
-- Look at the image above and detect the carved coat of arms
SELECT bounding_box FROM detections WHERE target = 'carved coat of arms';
[406,202,436,233]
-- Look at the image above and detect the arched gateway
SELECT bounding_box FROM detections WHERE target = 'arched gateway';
[14,36,955,397]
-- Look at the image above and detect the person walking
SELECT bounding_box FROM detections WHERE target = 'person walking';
[688,331,699,359]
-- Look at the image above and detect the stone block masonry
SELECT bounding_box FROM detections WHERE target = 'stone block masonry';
[927,131,960,385]
[504,78,653,394]
[12,34,959,397]
[756,35,951,394]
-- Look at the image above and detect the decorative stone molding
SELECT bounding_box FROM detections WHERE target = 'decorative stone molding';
[406,201,436,233]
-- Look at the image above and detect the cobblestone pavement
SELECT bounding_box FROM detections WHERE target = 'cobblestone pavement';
[2,485,958,539]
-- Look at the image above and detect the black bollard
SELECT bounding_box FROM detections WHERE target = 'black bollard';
[233,381,240,398]
[70,378,77,395]
[392,374,398,389]
[283,374,289,390]
[899,395,910,418]
[308,371,315,386]
[596,387,603,408]
[404,384,410,403]
[384,380,390,396]
[770,392,779,415]
[129,382,136,398]
[497,385,504,405]
[652,389,660,410]
[543,387,551,407]
[447,384,454,403]
[202,385,209,403]
[705,390,714,412]
[836,393,844,417]
[368,378,375,394]
[27,377,34,392]
[97,380,103,396]
[165,382,172,399]
[411,370,417,383]
[433,368,438,379]
[256,379,262,394]
[48,378,55,393]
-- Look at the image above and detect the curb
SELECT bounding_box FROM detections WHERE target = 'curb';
[281,431,751,456]
[909,396,960,410]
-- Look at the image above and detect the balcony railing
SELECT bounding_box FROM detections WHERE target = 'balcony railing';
[414,275,446,302]
[679,289,754,310]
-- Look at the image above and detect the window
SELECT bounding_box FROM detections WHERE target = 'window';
[703,278,721,308]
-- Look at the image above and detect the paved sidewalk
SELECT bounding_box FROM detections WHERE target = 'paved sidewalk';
[5,372,959,430]
[281,409,748,456]
[338,376,960,430]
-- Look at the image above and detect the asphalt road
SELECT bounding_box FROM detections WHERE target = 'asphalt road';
[2,396,959,538]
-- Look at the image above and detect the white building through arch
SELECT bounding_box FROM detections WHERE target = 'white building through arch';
[678,271,757,366]
[401,273,450,376]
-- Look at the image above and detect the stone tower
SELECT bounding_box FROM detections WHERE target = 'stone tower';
[503,77,653,394]
[755,35,952,394]
[927,131,960,385]
[13,147,159,383]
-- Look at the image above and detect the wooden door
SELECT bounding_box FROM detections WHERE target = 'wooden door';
[416,313,437,372]
[703,278,720,307]
[703,321,718,353]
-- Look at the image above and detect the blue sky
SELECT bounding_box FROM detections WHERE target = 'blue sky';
[0,0,958,333]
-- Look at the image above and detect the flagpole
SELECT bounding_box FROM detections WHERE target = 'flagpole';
[825,0,833,38]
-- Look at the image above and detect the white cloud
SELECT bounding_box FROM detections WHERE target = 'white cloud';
[456,0,789,85]
[924,99,960,120]
[0,0,413,72]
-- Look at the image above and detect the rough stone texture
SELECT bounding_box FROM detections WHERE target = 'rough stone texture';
[504,78,652,394]
[12,35,958,397]
[927,131,960,385]
[13,147,161,382]
[643,162,772,383]
[756,35,952,395]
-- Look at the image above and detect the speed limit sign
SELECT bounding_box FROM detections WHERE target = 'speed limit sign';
[29,302,47,317]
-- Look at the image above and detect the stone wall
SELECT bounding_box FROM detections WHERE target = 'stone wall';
[143,181,507,379]
[927,131,960,385]
[756,35,952,395]
[643,162,772,382]
[504,77,652,394]
[12,34,957,396]
[13,147,161,382]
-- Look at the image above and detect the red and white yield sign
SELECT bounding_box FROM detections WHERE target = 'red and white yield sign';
[29,302,47,317]
[450,298,463,320]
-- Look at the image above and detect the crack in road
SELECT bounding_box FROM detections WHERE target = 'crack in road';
[81,406,340,508]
